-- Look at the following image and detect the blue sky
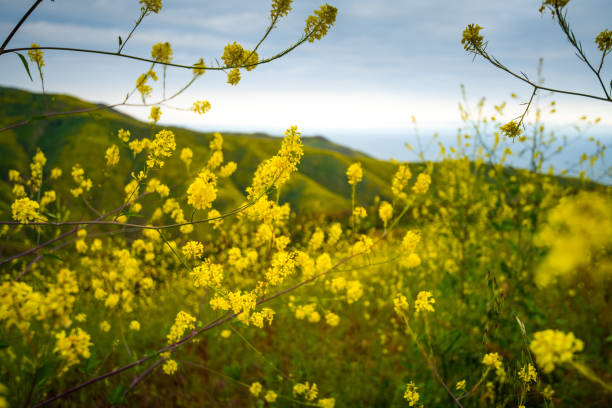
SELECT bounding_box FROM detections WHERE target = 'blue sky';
[1,0,611,162]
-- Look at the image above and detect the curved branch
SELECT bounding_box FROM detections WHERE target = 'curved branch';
[0,0,44,52]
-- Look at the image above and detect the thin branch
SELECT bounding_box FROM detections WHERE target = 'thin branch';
[0,0,44,52]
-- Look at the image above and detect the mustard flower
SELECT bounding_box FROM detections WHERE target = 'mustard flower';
[456,379,466,392]
[167,311,196,344]
[28,43,44,67]
[11,197,46,224]
[162,359,178,375]
[192,100,211,115]
[192,57,206,76]
[518,363,537,384]
[264,390,278,402]
[140,0,162,13]
[346,162,363,185]
[100,321,111,332]
[500,121,522,138]
[392,164,412,199]
[182,240,204,260]
[401,230,421,253]
[529,330,583,373]
[249,382,263,397]
[129,320,141,331]
[222,42,245,67]
[105,144,120,167]
[414,291,435,313]
[482,352,506,381]
[187,169,217,210]
[210,132,223,150]
[305,4,338,42]
[227,68,241,85]
[461,24,484,53]
[271,0,293,18]
[151,42,173,63]
[595,29,612,53]
[219,161,237,177]
[412,173,431,195]
[191,258,224,288]
[378,201,393,226]
[403,382,420,407]
[149,106,162,123]
[325,311,340,327]
[54,328,92,373]
[393,294,409,315]
[180,147,193,167]
[146,129,176,168]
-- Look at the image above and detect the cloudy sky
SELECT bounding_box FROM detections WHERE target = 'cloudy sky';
[1,0,611,160]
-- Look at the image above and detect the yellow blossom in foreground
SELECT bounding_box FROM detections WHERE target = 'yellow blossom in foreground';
[187,169,217,210]
[414,291,435,313]
[595,29,612,52]
[518,363,537,384]
[11,197,46,224]
[378,201,393,226]
[482,352,505,381]
[392,164,412,199]
[162,359,178,375]
[401,230,421,253]
[54,328,92,373]
[167,311,196,344]
[461,23,484,52]
[346,162,363,185]
[530,330,583,374]
[271,0,292,18]
[403,381,420,407]
[146,129,176,168]
[249,382,262,397]
[500,120,522,138]
[182,240,204,260]
[305,4,338,42]
[129,320,141,331]
[227,68,241,85]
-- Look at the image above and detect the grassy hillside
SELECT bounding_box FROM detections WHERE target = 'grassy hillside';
[0,86,397,219]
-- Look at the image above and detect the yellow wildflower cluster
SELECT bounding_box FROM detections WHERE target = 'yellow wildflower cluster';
[500,120,522,139]
[149,106,162,123]
[518,363,537,385]
[54,328,92,373]
[180,147,193,167]
[346,162,363,185]
[482,352,505,381]
[105,144,120,167]
[393,294,409,315]
[182,240,204,259]
[403,381,421,407]
[412,172,431,195]
[271,0,293,18]
[378,201,393,226]
[392,164,412,199]
[167,311,196,344]
[140,0,162,13]
[305,4,338,42]
[414,291,435,313]
[461,24,484,53]
[192,100,211,115]
[28,43,44,66]
[11,197,46,224]
[294,382,318,400]
[70,164,92,197]
[530,330,583,373]
[187,169,218,210]
[151,42,173,63]
[146,129,176,168]
[136,69,157,98]
[28,148,46,191]
[190,258,224,288]
[192,58,206,76]
[595,29,612,52]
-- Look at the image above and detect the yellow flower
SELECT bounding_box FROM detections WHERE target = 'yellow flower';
[305,4,338,42]
[500,121,522,138]
[28,43,44,66]
[11,197,46,224]
[414,291,435,313]
[167,311,196,344]
[318,398,335,408]
[220,329,231,339]
[378,201,393,226]
[182,241,204,259]
[140,0,162,13]
[412,172,431,195]
[100,321,111,332]
[518,363,537,384]
[146,129,176,168]
[187,169,218,210]
[149,106,162,123]
[393,294,409,315]
[192,57,206,76]
[456,379,466,392]
[403,381,420,407]
[151,42,173,63]
[105,145,120,167]
[264,390,278,402]
[346,162,363,185]
[50,167,62,179]
[401,230,421,253]
[529,330,583,374]
[162,359,178,375]
[54,328,92,373]
[595,29,612,52]
[227,68,241,85]
[325,311,340,327]
[461,24,484,53]
[129,320,141,331]
[249,382,262,397]
[271,0,292,18]
[192,101,211,115]
[180,147,193,167]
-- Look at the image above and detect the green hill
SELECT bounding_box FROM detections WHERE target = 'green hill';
[0,86,397,219]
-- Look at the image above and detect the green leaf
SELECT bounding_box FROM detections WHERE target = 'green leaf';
[108,384,126,406]
[118,36,123,47]
[35,360,59,387]
[15,52,33,81]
